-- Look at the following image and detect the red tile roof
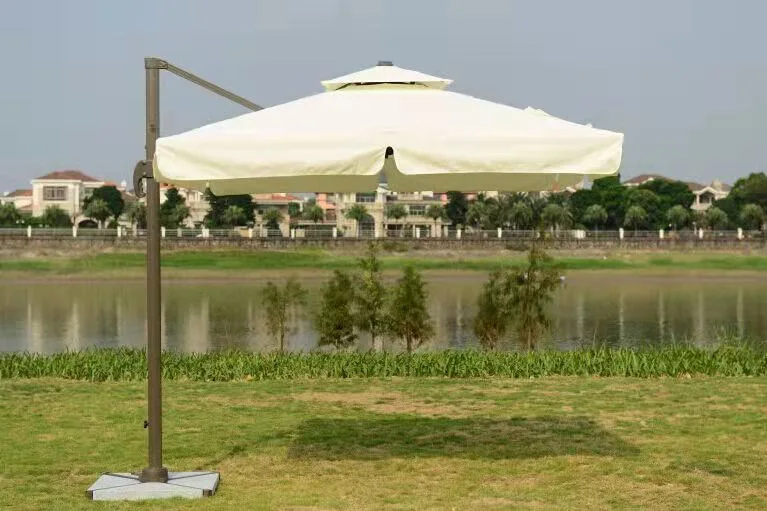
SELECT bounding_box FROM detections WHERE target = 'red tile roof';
[685,181,706,191]
[6,189,32,197]
[35,170,101,182]
[254,194,303,202]
[623,174,672,185]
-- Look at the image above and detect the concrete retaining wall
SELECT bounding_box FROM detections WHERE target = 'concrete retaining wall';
[1,236,765,252]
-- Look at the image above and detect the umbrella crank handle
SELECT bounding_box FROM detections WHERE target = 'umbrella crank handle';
[144,420,149,429]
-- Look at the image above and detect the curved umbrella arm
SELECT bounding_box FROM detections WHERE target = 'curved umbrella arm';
[133,160,153,199]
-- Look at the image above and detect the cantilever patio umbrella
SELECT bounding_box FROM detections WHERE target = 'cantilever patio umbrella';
[88,59,623,501]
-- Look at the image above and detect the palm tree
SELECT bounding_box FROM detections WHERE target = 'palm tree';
[345,204,368,238]
[263,207,284,231]
[582,204,608,233]
[508,202,533,230]
[666,205,689,231]
[740,204,765,231]
[304,205,325,224]
[385,203,407,236]
[222,205,246,227]
[624,205,647,234]
[426,204,446,236]
[466,200,490,230]
[541,204,572,232]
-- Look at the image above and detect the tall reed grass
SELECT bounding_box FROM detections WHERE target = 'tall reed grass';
[1,345,765,381]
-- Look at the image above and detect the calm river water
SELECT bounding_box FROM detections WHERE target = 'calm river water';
[1,274,766,353]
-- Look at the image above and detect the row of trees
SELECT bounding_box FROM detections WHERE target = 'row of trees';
[441,173,767,231]
[5,172,765,231]
[262,244,433,352]
[341,203,448,236]
[262,245,561,352]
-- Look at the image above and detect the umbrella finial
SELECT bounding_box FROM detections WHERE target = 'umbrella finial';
[377,60,393,66]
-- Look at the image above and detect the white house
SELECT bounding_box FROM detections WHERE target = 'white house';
[30,170,106,218]
[690,180,731,212]
[0,189,33,214]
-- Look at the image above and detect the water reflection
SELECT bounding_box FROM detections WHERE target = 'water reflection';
[1,274,766,354]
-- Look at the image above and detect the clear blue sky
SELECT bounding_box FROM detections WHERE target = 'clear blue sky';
[1,0,765,192]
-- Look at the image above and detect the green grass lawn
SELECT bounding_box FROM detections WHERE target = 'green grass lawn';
[2,249,767,277]
[2,377,766,510]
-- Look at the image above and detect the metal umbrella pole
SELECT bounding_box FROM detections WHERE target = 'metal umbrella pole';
[88,57,260,500]
[140,58,166,483]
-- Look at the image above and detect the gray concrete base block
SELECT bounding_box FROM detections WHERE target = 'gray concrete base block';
[87,471,219,501]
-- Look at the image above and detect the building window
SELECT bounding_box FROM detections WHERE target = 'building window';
[43,186,67,201]
[355,193,376,203]
[408,205,426,216]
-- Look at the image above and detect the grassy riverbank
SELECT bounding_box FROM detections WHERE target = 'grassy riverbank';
[2,249,767,278]
[2,376,766,510]
[2,346,766,380]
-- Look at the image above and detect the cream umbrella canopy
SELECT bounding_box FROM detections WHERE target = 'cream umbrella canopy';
[153,62,623,194]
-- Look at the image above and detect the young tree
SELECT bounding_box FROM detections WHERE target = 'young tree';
[41,206,72,227]
[386,267,434,353]
[85,185,125,222]
[508,202,533,230]
[262,278,307,352]
[315,270,357,349]
[126,202,147,229]
[473,270,513,350]
[581,204,608,232]
[704,207,728,230]
[666,205,690,231]
[386,204,408,235]
[83,198,111,228]
[0,203,22,227]
[426,204,446,231]
[623,205,647,233]
[222,205,246,227]
[740,203,765,231]
[304,205,325,224]
[345,204,368,238]
[263,207,284,230]
[509,248,561,350]
[445,191,469,226]
[353,243,387,351]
